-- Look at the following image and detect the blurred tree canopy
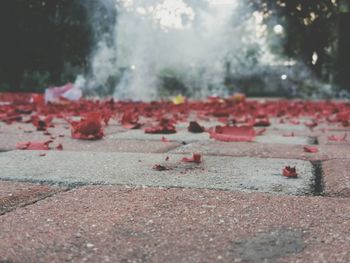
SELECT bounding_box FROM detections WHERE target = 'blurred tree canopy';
[248,0,350,89]
[0,0,90,92]
[0,0,349,92]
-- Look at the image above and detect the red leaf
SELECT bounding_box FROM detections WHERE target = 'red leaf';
[303,146,318,153]
[182,153,202,164]
[188,121,205,133]
[209,126,255,142]
[283,166,298,178]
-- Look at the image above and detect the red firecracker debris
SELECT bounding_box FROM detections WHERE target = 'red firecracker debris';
[188,121,205,133]
[182,153,202,164]
[303,146,318,153]
[121,110,141,129]
[145,118,176,134]
[253,117,270,127]
[152,164,168,171]
[283,166,298,178]
[30,115,54,131]
[16,140,53,150]
[328,133,347,142]
[209,126,255,142]
[70,112,104,140]
[56,144,63,151]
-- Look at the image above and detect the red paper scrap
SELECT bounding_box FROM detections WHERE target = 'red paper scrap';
[209,126,255,142]
[70,112,104,140]
[303,146,318,153]
[182,153,202,164]
[328,133,347,142]
[283,166,298,178]
[16,140,53,150]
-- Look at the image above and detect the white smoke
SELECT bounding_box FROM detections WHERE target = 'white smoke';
[84,0,282,100]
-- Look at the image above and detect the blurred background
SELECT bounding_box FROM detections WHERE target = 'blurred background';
[0,0,349,98]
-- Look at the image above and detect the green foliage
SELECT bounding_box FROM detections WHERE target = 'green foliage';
[21,71,51,93]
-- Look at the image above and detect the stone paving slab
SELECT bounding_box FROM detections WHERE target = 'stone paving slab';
[322,159,350,198]
[0,181,64,215]
[0,186,349,263]
[0,151,315,195]
[170,141,350,161]
[317,132,349,146]
[108,129,314,145]
[0,131,181,153]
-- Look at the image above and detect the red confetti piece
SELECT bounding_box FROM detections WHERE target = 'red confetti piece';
[283,166,298,178]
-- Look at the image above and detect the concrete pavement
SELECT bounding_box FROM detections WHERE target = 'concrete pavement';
[1,112,350,262]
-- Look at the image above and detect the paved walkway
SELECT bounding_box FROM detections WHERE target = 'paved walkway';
[0,99,350,262]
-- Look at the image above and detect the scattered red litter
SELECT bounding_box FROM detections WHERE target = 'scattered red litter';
[16,140,53,150]
[56,144,63,151]
[303,146,319,153]
[283,166,298,178]
[304,120,318,130]
[253,117,270,127]
[188,121,205,133]
[182,153,202,164]
[152,164,168,171]
[209,126,255,142]
[121,110,141,129]
[30,115,54,131]
[39,153,46,157]
[328,133,347,142]
[165,156,170,161]
[70,112,104,140]
[145,118,176,134]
